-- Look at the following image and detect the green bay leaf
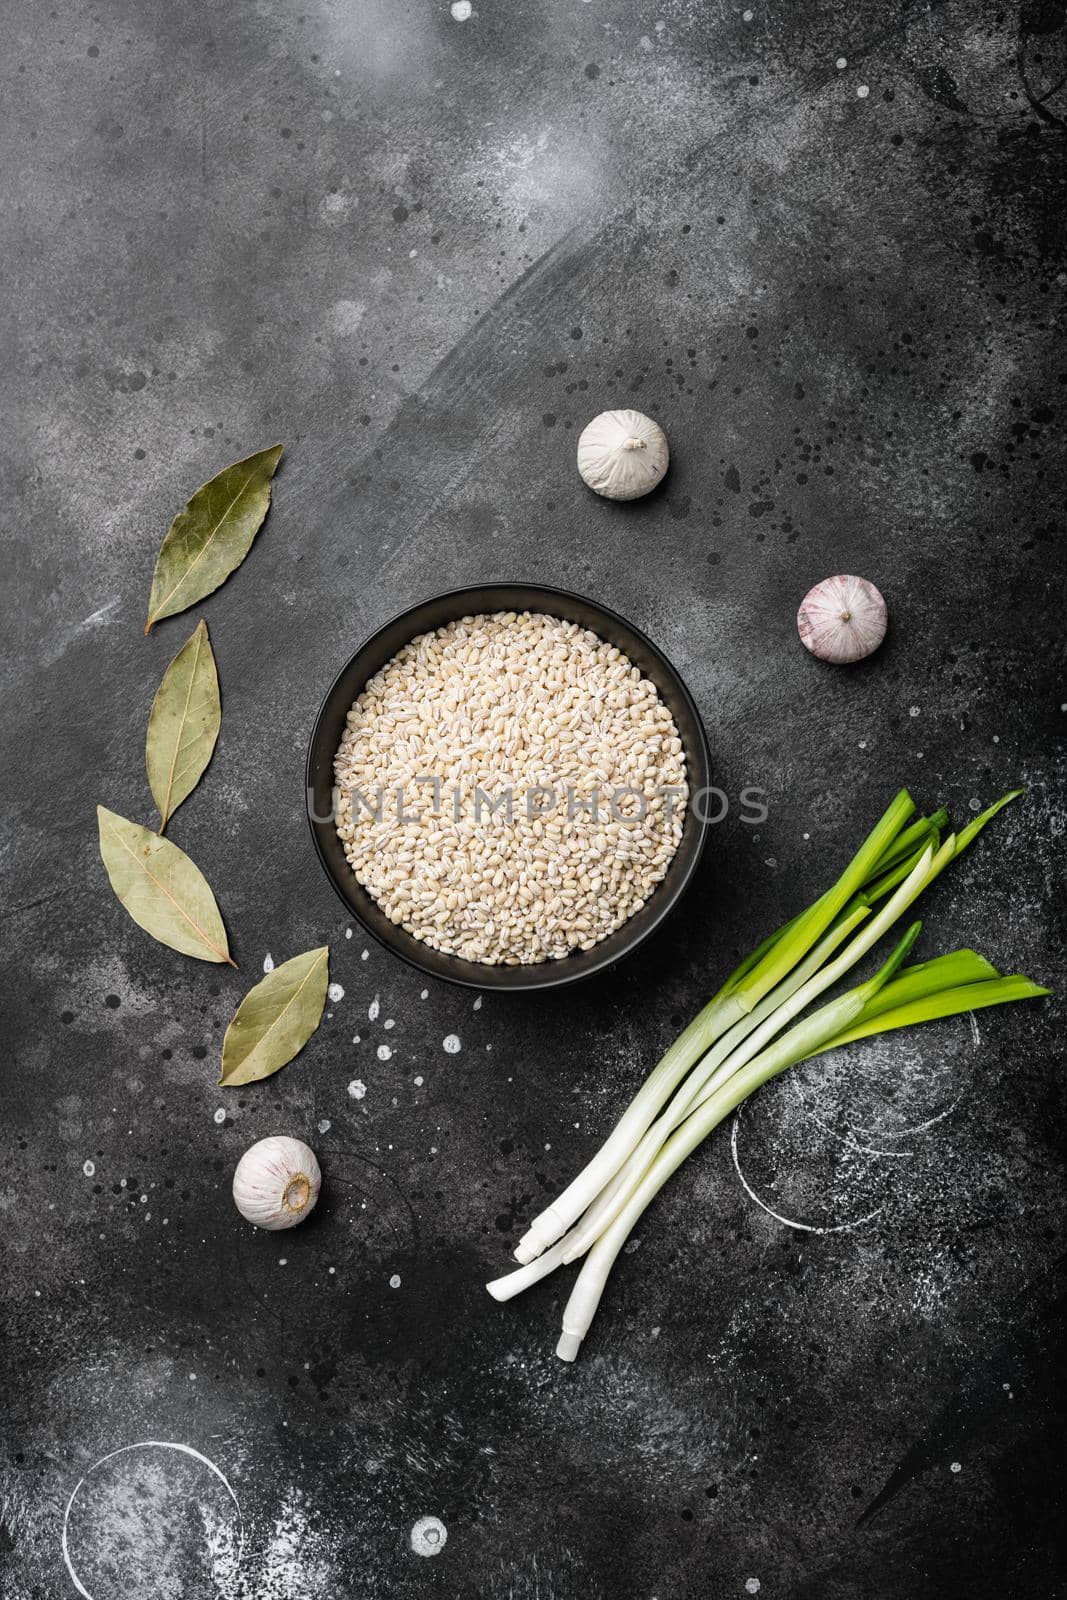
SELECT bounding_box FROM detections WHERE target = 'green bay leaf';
[146,619,221,832]
[145,445,283,632]
[97,805,234,964]
[220,947,330,1087]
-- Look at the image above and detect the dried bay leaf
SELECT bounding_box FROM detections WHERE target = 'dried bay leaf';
[145,445,283,633]
[220,946,329,1087]
[146,619,221,832]
[97,805,234,964]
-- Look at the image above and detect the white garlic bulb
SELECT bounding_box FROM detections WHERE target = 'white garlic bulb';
[232,1135,321,1230]
[576,409,669,500]
[797,574,888,665]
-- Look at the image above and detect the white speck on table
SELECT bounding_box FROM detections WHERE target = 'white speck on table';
[410,1514,448,1555]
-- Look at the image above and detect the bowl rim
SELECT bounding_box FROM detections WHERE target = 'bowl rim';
[305,581,711,991]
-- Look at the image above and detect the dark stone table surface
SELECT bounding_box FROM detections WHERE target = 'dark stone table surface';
[3,1,1064,1595]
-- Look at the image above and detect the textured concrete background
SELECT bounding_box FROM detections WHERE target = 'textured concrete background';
[2,0,1065,1595]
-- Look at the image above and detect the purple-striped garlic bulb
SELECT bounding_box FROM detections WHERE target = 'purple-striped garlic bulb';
[797,574,888,665]
[232,1135,321,1230]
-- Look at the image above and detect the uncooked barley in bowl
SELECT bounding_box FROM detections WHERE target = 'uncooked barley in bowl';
[333,612,688,966]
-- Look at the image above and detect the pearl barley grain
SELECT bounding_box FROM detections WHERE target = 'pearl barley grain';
[333,612,688,966]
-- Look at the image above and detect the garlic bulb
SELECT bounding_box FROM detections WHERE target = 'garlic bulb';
[576,409,669,500]
[232,1135,321,1230]
[797,574,888,665]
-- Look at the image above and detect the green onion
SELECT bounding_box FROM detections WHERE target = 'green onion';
[554,939,1045,1362]
[490,788,1047,1358]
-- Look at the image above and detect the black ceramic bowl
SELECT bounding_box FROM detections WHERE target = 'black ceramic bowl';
[306,583,710,991]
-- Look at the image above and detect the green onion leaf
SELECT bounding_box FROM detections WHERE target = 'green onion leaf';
[851,949,1000,1023]
[867,808,949,877]
[810,975,1049,1054]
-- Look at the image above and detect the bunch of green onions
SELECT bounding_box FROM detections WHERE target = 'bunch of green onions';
[486,788,1048,1361]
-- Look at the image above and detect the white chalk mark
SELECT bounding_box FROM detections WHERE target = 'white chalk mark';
[61,1440,243,1600]
[791,1081,917,1161]
[808,1014,974,1149]
[730,1110,884,1235]
[82,596,123,627]
[853,1093,964,1143]
[844,1081,972,1145]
